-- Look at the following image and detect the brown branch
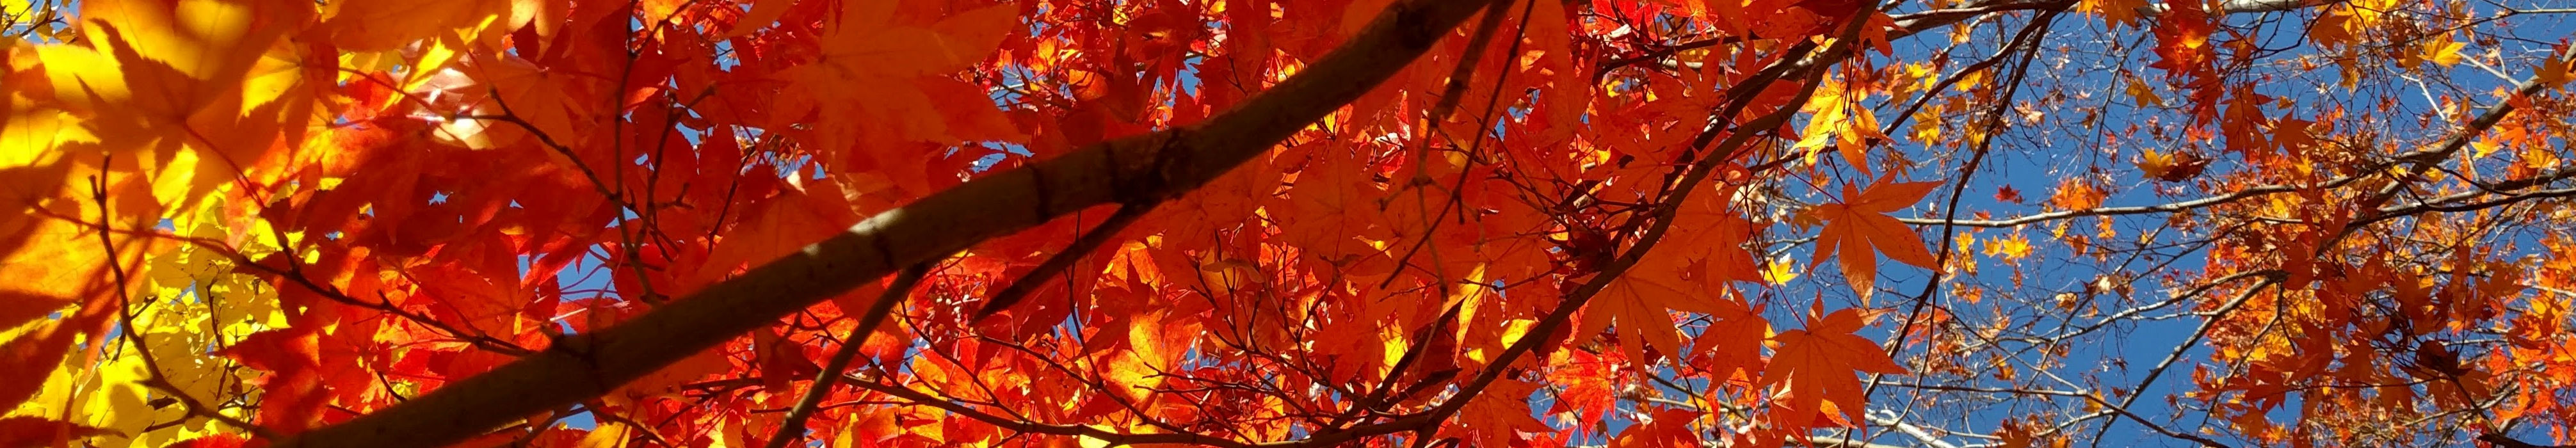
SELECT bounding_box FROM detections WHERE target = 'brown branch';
[1899,114,2576,230]
[1893,180,2335,228]
[2362,186,2576,227]
[1883,3,2059,377]
[1590,0,2082,79]
[2096,275,2282,448]
[1289,23,1844,448]
[972,204,1148,317]
[2349,54,2568,221]
[1595,0,2343,79]
[270,0,1501,445]
[87,175,278,441]
[2481,433,2576,448]
[2154,0,2331,15]
[842,376,1257,447]
[1571,435,1914,448]
[761,263,933,448]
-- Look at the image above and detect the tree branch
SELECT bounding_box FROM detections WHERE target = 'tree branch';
[1598,0,2336,81]
[2481,433,2576,448]
[972,204,1149,317]
[762,263,932,448]
[270,0,1500,445]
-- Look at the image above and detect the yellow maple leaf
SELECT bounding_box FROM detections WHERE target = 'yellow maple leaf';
[1794,81,1890,172]
[2420,38,2466,68]
[2136,148,2209,182]
[1983,232,2032,262]
[2123,73,2164,107]
[1762,255,1801,285]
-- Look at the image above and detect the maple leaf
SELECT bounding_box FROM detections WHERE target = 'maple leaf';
[721,0,800,38]
[318,0,511,52]
[1808,180,1940,298]
[1590,260,1723,362]
[1794,80,1890,171]
[1545,350,1619,424]
[698,177,860,284]
[2145,1,2222,128]
[2136,148,2210,182]
[1689,294,1767,382]
[1584,184,1766,363]
[1098,310,1191,403]
[1445,380,1552,447]
[1982,232,2033,262]
[2080,0,2147,28]
[1759,307,1906,428]
[3,0,2566,444]
[1276,148,1397,275]
[214,328,337,433]
[2045,180,2105,211]
[1664,191,1766,291]
[1609,408,1705,447]
[0,319,89,412]
[468,56,593,152]
[1761,257,1801,285]
[752,328,820,390]
[2122,72,2164,107]
[2539,52,2575,88]
[0,417,120,446]
[1993,418,2050,448]
[2413,38,2467,68]
[2307,8,2358,49]
[771,0,1022,148]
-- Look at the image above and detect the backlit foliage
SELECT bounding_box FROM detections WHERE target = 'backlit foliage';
[3,0,2574,447]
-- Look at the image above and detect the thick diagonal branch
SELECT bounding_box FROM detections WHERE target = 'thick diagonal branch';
[271,0,1498,445]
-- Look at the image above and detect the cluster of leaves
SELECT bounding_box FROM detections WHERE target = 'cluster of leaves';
[1,0,2573,446]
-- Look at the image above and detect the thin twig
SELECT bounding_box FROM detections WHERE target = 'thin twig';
[763,262,935,448]
[972,204,1149,318]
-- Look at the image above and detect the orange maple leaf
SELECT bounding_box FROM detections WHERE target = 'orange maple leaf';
[1609,408,1705,448]
[2045,179,2106,211]
[772,0,1021,147]
[1690,294,1768,383]
[1759,307,1907,428]
[2080,0,2149,28]
[1664,192,1766,291]
[698,177,861,286]
[1808,180,1939,298]
[1585,274,1703,364]
[1445,380,1553,447]
[723,0,800,38]
[318,0,510,52]
[1585,190,1767,363]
